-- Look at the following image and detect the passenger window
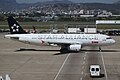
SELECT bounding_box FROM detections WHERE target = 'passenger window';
[91,68,95,71]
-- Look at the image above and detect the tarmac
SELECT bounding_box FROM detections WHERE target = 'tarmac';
[0,33,120,80]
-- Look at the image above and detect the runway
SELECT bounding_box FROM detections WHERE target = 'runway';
[0,33,120,80]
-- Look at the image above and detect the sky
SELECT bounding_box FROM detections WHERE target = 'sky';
[16,0,119,4]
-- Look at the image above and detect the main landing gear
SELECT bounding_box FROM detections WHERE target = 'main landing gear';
[60,45,69,53]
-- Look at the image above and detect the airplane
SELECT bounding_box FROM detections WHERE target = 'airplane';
[5,16,115,53]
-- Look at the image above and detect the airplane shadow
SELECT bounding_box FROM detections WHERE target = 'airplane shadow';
[81,49,119,52]
[54,52,69,55]
[15,48,60,52]
[15,48,119,55]
[15,48,75,55]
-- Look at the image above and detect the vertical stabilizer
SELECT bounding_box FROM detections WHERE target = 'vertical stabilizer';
[7,16,27,34]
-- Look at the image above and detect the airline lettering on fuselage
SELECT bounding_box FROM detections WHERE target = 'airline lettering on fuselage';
[37,35,98,40]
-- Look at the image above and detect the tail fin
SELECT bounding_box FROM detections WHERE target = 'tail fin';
[7,16,27,34]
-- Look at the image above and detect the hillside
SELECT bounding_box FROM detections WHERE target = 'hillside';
[0,0,120,14]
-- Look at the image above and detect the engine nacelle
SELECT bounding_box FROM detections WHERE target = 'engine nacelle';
[69,44,81,51]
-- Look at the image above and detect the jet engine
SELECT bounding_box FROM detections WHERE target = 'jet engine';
[69,44,81,51]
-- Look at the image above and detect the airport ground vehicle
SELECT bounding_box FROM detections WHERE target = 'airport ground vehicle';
[89,65,101,77]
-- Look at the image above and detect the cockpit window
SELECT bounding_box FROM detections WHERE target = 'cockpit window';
[106,37,112,39]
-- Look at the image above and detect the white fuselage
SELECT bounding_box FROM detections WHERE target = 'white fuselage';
[5,33,115,47]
